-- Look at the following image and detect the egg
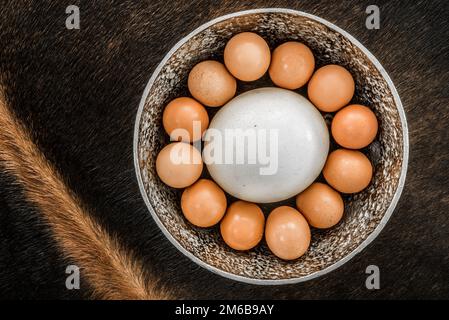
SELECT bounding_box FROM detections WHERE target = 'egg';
[265,206,311,260]
[181,179,227,227]
[155,142,203,188]
[331,104,378,149]
[308,64,355,112]
[204,87,329,203]
[188,60,236,107]
[224,32,271,81]
[296,183,344,229]
[220,201,265,251]
[269,41,315,90]
[162,97,209,142]
[323,149,373,194]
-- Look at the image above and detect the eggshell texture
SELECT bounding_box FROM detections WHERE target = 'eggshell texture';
[331,104,378,149]
[296,183,344,229]
[181,179,227,228]
[224,32,271,81]
[323,149,373,194]
[204,87,329,203]
[308,64,355,112]
[265,206,311,260]
[163,97,209,142]
[269,41,315,90]
[155,142,203,188]
[188,60,236,107]
[220,201,265,251]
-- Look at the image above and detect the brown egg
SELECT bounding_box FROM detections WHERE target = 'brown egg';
[323,149,373,194]
[155,142,203,188]
[188,60,236,107]
[265,206,311,260]
[163,97,209,142]
[220,201,265,251]
[296,183,344,229]
[308,65,355,112]
[224,32,271,81]
[269,41,315,90]
[331,104,378,149]
[181,179,227,227]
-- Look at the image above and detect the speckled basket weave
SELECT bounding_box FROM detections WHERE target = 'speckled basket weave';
[134,9,408,284]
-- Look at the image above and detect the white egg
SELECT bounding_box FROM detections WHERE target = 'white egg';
[203,87,329,203]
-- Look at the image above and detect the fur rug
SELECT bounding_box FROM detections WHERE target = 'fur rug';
[0,0,448,299]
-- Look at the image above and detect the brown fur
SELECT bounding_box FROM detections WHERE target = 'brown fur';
[0,83,171,300]
[0,0,448,299]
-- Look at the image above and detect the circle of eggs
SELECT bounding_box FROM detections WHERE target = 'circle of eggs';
[155,32,377,261]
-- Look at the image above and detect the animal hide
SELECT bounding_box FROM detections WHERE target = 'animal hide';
[0,0,448,299]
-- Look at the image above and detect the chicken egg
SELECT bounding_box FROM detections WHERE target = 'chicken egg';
[269,41,315,90]
[220,201,265,251]
[308,64,355,112]
[331,104,378,149]
[188,60,236,107]
[265,206,311,260]
[323,149,373,194]
[181,179,227,228]
[224,32,271,81]
[296,182,344,229]
[163,97,209,142]
[155,142,203,188]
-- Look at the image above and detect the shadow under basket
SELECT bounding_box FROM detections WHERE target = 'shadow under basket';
[134,9,408,284]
